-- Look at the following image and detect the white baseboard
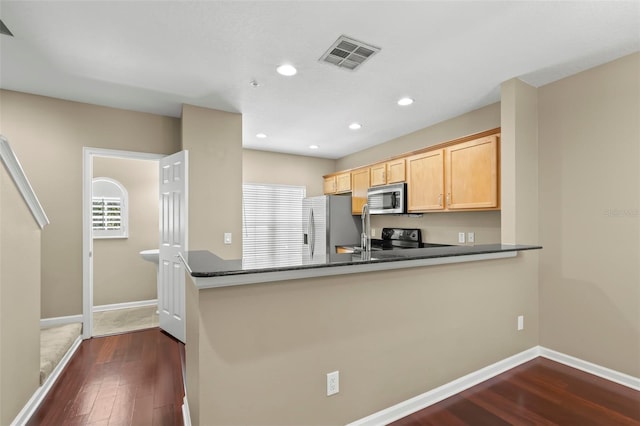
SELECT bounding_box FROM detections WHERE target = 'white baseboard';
[539,346,640,391]
[182,395,192,426]
[347,347,539,426]
[348,346,640,426]
[93,299,157,312]
[40,314,83,328]
[11,335,82,426]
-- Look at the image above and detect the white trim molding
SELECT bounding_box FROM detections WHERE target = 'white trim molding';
[348,346,640,426]
[348,347,539,426]
[82,147,165,339]
[40,314,84,329]
[539,346,640,391]
[0,135,50,229]
[182,396,192,426]
[11,336,82,426]
[93,299,157,313]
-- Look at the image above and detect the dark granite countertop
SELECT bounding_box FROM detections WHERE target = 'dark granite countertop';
[181,244,542,278]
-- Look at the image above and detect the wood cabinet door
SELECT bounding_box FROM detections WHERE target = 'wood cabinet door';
[387,158,406,183]
[370,163,386,187]
[446,136,498,209]
[351,168,370,215]
[336,172,351,193]
[407,150,444,212]
[323,176,336,194]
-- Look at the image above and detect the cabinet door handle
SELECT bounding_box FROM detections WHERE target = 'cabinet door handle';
[446,193,450,205]
[382,171,386,182]
[438,194,442,206]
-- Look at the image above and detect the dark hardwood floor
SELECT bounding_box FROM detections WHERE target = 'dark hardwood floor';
[391,357,640,426]
[27,328,184,426]
[26,331,640,426]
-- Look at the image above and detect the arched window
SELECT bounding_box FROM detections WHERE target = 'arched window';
[92,177,128,238]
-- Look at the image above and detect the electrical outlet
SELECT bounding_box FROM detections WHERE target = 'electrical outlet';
[467,232,475,244]
[517,315,524,331]
[458,232,465,244]
[371,228,376,237]
[327,371,339,396]
[224,233,232,245]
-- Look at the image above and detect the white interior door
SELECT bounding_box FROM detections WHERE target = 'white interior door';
[159,150,188,342]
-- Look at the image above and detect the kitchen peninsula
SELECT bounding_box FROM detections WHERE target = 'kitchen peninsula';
[181,244,541,288]
[183,242,542,425]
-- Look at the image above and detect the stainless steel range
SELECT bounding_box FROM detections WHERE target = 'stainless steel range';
[336,228,449,253]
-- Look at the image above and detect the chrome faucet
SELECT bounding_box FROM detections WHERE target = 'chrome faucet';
[361,203,371,252]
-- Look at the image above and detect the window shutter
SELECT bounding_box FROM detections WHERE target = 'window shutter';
[92,197,122,231]
[242,184,306,269]
[92,177,128,239]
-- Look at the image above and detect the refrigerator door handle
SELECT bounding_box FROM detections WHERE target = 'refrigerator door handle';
[310,209,315,257]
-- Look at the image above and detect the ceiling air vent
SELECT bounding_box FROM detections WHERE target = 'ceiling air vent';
[319,35,380,71]
[0,19,13,37]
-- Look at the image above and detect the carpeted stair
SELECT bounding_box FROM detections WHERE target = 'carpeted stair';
[40,323,82,385]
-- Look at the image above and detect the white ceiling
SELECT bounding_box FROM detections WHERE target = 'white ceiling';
[1,1,638,159]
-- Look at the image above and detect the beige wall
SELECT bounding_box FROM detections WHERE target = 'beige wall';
[185,271,201,426]
[501,79,539,245]
[181,104,243,425]
[336,103,501,171]
[0,90,180,317]
[194,254,539,425]
[0,165,41,425]
[93,157,159,306]
[182,104,242,259]
[371,211,501,245]
[243,149,336,197]
[538,53,640,376]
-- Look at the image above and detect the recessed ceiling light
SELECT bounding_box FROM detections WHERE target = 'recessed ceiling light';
[256,133,267,139]
[309,145,319,150]
[397,97,414,106]
[349,122,362,130]
[276,64,297,76]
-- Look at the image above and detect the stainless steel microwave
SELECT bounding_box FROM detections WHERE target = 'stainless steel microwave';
[367,183,407,214]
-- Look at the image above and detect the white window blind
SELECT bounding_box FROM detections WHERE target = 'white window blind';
[242,183,306,269]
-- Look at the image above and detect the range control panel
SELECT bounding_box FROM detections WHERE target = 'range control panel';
[381,228,422,242]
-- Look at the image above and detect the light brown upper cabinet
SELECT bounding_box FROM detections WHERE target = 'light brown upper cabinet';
[370,163,386,187]
[407,150,445,211]
[335,172,351,193]
[323,129,500,211]
[370,158,406,187]
[323,172,352,194]
[407,135,500,212]
[351,168,370,215]
[445,135,499,210]
[323,175,337,194]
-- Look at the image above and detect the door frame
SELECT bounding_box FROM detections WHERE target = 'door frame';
[82,147,164,339]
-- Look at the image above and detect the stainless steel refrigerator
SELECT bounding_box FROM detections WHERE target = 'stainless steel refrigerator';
[302,195,362,262]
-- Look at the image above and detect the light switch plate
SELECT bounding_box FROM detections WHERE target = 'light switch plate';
[224,233,232,245]
[517,315,524,331]
[327,371,339,396]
